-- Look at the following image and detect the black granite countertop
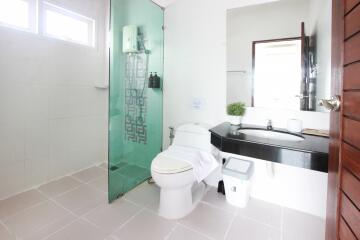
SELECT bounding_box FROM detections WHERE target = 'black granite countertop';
[210,123,329,172]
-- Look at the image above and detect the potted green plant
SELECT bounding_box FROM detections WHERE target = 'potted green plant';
[227,102,246,125]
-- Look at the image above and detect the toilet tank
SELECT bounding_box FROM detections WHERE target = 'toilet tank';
[173,123,212,152]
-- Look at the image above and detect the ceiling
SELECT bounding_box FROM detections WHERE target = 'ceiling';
[152,0,278,9]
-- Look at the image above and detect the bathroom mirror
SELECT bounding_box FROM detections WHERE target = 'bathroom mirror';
[226,0,332,112]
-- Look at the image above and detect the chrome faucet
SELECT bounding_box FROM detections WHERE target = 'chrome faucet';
[267,119,273,130]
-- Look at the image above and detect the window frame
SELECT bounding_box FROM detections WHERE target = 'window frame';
[0,0,38,33]
[251,37,302,110]
[41,1,96,47]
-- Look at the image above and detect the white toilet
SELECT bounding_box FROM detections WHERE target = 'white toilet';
[151,123,218,219]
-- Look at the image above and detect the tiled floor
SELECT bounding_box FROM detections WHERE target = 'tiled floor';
[0,164,325,240]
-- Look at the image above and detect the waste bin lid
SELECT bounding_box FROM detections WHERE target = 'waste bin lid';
[222,157,254,180]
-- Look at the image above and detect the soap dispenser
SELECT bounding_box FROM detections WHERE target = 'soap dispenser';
[148,72,160,89]
[153,72,160,88]
[148,72,154,88]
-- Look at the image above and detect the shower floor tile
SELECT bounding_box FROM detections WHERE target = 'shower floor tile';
[0,166,326,240]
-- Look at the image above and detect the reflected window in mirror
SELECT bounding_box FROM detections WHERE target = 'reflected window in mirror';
[253,39,302,111]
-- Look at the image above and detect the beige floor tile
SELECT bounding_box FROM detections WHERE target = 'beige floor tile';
[88,176,108,193]
[124,182,160,207]
[179,202,234,239]
[0,190,47,220]
[46,220,108,240]
[168,225,212,240]
[24,213,76,240]
[145,198,160,213]
[226,215,281,240]
[144,188,160,213]
[84,199,140,233]
[237,198,282,228]
[113,210,176,240]
[0,223,15,240]
[283,208,325,240]
[202,187,238,212]
[38,177,82,198]
[72,167,107,183]
[0,175,326,240]
[98,163,108,169]
[54,185,106,215]
[104,237,117,240]
[4,200,73,239]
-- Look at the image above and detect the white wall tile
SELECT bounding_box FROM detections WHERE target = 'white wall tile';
[0,83,26,122]
[25,157,49,189]
[49,117,107,180]
[25,119,49,159]
[25,85,49,121]
[0,0,109,199]
[0,122,25,169]
[48,143,75,180]
[48,86,107,119]
[0,163,25,199]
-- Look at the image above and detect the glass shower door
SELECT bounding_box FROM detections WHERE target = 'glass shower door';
[108,0,164,202]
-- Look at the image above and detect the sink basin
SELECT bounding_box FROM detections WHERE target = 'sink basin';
[238,129,304,142]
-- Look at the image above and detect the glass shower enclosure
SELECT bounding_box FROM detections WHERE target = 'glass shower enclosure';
[108,0,164,202]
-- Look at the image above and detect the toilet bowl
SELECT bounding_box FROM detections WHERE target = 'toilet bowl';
[151,123,217,219]
[151,155,206,219]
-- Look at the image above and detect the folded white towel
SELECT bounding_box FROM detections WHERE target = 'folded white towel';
[160,145,219,182]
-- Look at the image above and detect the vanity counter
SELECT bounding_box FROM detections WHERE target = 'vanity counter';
[210,123,329,173]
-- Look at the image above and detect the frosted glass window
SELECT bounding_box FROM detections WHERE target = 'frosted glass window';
[0,0,37,32]
[253,40,302,111]
[43,2,95,47]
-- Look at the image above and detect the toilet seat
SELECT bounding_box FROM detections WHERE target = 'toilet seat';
[152,154,193,174]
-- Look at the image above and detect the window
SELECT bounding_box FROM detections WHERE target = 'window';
[42,2,95,47]
[0,1,96,47]
[253,39,302,110]
[0,0,37,32]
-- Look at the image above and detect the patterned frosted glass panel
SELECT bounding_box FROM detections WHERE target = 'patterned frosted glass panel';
[108,0,163,202]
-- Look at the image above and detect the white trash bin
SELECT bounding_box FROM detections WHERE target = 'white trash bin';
[222,157,254,208]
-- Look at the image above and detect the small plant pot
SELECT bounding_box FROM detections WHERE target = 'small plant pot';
[228,115,242,125]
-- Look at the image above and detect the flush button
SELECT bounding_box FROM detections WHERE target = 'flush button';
[191,97,205,110]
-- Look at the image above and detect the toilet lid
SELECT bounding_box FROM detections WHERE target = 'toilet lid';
[152,154,193,174]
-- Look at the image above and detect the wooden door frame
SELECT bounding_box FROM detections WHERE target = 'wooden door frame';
[325,0,344,239]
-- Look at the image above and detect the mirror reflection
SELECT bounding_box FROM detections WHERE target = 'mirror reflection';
[226,0,332,112]
[253,38,302,110]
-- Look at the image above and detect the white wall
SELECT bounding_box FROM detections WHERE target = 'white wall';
[164,0,329,218]
[0,0,108,200]
[163,0,227,147]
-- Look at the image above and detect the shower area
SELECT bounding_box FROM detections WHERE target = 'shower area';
[108,0,164,202]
